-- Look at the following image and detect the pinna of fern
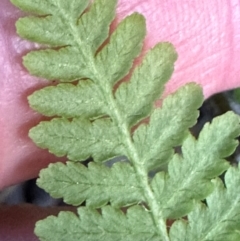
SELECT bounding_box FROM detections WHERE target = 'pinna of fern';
[11,0,240,240]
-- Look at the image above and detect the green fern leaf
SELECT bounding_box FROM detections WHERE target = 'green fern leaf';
[134,83,203,171]
[29,118,124,161]
[37,161,143,207]
[15,0,115,49]
[116,42,177,127]
[170,165,240,241]
[28,80,105,119]
[20,6,145,83]
[14,0,90,46]
[35,206,159,241]
[11,0,240,240]
[151,111,240,219]
[95,13,146,86]
[15,0,118,81]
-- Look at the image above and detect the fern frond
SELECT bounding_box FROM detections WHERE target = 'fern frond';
[11,0,240,240]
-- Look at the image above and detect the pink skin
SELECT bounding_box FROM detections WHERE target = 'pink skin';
[1,0,240,239]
